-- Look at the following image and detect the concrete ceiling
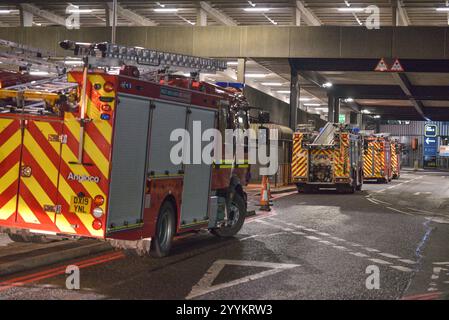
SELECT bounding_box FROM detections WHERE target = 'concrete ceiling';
[256,57,449,121]
[0,1,448,27]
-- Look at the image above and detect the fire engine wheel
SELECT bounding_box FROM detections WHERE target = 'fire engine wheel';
[211,194,246,238]
[150,201,176,258]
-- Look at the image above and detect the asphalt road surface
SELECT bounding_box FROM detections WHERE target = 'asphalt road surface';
[1,169,449,300]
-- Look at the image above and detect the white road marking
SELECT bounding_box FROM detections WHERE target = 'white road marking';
[349,252,369,258]
[414,192,431,196]
[318,240,335,246]
[366,198,381,205]
[363,247,380,253]
[305,235,321,240]
[399,259,417,265]
[379,253,401,259]
[386,207,413,216]
[390,266,413,272]
[261,218,415,271]
[186,260,300,299]
[333,246,349,251]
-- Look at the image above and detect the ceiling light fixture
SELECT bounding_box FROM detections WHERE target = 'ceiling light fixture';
[338,8,364,12]
[300,97,312,101]
[244,8,270,12]
[261,82,283,86]
[154,8,179,12]
[67,8,93,13]
[304,103,321,107]
[277,90,291,94]
[322,82,333,88]
[227,61,239,66]
[436,8,449,11]
[245,73,267,78]
[0,10,12,14]
[29,71,50,76]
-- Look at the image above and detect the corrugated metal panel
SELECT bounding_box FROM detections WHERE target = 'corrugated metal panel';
[380,121,449,136]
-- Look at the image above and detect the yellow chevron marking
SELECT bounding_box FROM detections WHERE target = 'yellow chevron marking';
[0,131,21,163]
[59,147,105,198]
[17,195,41,224]
[55,213,77,234]
[23,131,59,185]
[64,114,110,178]
[0,118,14,135]
[20,176,58,223]
[0,164,19,195]
[0,196,16,220]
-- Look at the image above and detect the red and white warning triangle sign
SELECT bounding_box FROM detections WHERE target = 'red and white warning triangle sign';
[390,58,404,72]
[375,58,389,72]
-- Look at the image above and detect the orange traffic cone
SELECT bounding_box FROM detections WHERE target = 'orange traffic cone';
[260,176,271,211]
[266,178,272,201]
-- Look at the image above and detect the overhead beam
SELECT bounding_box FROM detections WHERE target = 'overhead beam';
[290,58,449,73]
[330,85,449,101]
[107,3,158,26]
[295,1,321,26]
[199,2,237,26]
[396,0,410,26]
[20,3,65,26]
[19,7,33,27]
[196,8,207,26]
[391,73,426,119]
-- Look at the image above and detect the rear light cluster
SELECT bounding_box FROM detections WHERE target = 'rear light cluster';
[99,82,114,121]
[92,195,105,230]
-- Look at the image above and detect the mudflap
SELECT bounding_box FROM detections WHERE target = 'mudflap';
[108,238,152,256]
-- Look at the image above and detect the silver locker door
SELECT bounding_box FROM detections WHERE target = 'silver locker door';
[180,107,216,227]
[147,101,188,177]
[107,95,150,232]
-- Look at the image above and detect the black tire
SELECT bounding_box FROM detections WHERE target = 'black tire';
[296,184,305,193]
[211,193,246,238]
[150,201,176,258]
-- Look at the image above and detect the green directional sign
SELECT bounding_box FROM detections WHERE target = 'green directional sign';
[339,114,346,124]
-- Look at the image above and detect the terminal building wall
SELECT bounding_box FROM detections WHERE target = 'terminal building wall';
[380,122,449,169]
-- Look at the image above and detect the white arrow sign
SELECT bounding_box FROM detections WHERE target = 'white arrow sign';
[426,137,436,144]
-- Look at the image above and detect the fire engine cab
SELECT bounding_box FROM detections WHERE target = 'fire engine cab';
[0,40,250,257]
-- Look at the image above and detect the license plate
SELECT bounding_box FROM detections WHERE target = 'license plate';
[70,196,92,214]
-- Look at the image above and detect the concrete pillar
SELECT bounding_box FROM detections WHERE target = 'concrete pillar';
[333,98,340,123]
[236,58,246,84]
[392,3,398,26]
[105,4,113,27]
[289,68,300,130]
[349,112,363,127]
[327,95,335,123]
[196,8,207,26]
[349,112,358,125]
[20,9,33,27]
[293,7,301,26]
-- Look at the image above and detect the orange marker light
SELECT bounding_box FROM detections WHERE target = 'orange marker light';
[101,104,111,112]
[103,81,114,92]
[94,195,105,207]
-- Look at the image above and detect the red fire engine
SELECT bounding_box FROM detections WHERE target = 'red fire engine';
[0,40,250,257]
